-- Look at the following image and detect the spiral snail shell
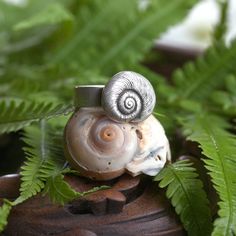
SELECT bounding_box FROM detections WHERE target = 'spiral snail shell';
[64,108,170,180]
[64,108,139,180]
[102,71,156,123]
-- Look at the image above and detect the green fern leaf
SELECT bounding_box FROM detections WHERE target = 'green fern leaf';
[154,160,212,236]
[43,173,109,205]
[211,75,236,116]
[182,114,236,236]
[14,157,46,204]
[0,201,12,233]
[13,120,65,204]
[43,174,82,205]
[1,119,93,231]
[18,119,105,205]
[51,0,196,75]
[0,99,72,134]
[0,79,40,98]
[0,0,73,60]
[172,41,236,101]
[15,122,51,203]
[14,2,73,31]
[21,121,108,205]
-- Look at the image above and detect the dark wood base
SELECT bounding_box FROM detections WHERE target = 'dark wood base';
[0,174,184,236]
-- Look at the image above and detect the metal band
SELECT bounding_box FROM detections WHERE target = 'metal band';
[74,85,104,108]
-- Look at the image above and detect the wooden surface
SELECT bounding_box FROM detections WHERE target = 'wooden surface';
[0,174,185,236]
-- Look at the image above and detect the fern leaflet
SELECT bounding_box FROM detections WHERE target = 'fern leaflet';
[0,99,72,134]
[0,201,12,233]
[14,120,61,204]
[14,2,73,31]
[43,174,83,205]
[172,41,236,101]
[43,174,108,205]
[182,114,236,236]
[51,0,196,75]
[210,75,236,116]
[154,160,212,236]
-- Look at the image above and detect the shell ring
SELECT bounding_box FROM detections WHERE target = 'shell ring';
[64,71,171,180]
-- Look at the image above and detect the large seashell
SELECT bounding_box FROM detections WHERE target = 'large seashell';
[125,115,171,177]
[64,108,170,180]
[102,71,156,123]
[64,107,139,180]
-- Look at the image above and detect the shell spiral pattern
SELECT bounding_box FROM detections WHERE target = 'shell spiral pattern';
[64,108,139,180]
[102,71,156,123]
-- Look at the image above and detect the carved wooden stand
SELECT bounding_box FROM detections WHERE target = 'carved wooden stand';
[0,173,184,236]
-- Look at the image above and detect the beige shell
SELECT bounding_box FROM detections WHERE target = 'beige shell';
[64,107,138,180]
[126,115,171,177]
[64,108,171,180]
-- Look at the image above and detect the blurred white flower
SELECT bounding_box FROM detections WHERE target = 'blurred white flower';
[157,0,236,50]
[139,0,150,11]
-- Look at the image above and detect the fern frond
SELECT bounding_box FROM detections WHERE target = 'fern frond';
[44,173,109,205]
[0,1,64,58]
[18,120,104,204]
[0,99,72,134]
[0,201,12,233]
[0,79,40,98]
[210,75,236,116]
[0,117,86,232]
[213,1,228,42]
[172,41,236,101]
[154,160,212,236]
[14,120,63,204]
[14,2,73,31]
[43,174,83,205]
[14,157,46,205]
[182,114,236,236]
[0,77,64,103]
[51,0,196,75]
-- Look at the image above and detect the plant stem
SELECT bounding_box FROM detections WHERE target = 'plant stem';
[214,0,228,43]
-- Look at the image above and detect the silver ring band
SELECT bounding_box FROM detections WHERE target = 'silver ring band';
[74,85,104,108]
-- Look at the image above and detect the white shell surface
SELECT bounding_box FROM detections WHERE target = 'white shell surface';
[66,107,138,174]
[65,108,170,179]
[125,115,171,176]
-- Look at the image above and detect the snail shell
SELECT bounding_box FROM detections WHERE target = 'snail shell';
[64,71,170,180]
[102,71,156,123]
[64,107,139,180]
[64,108,171,180]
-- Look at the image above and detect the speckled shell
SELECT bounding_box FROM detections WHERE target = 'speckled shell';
[64,107,139,180]
[64,107,171,180]
[126,115,171,177]
[102,71,156,123]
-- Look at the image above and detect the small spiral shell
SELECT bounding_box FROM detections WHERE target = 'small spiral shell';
[101,71,156,123]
